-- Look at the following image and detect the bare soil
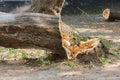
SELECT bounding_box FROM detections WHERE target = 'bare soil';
[0,14,120,80]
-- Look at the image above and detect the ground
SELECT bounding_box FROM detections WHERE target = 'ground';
[0,14,120,80]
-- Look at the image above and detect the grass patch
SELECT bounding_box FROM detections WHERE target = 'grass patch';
[67,61,75,68]
[98,35,111,48]
[99,57,111,64]
[117,47,120,51]
[21,52,28,59]
[0,48,3,52]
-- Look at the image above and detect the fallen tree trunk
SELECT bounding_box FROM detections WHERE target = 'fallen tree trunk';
[0,12,108,60]
[0,13,68,58]
[103,8,120,21]
[0,0,108,62]
[0,0,73,59]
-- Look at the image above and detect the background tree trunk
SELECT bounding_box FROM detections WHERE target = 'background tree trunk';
[29,0,65,16]
[103,8,120,21]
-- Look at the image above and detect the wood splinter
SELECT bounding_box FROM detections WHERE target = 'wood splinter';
[62,34,108,60]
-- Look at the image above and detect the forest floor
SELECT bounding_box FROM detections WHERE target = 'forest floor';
[0,14,120,80]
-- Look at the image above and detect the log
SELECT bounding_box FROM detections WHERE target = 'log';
[0,0,108,62]
[0,13,68,59]
[0,12,108,61]
[103,8,120,21]
[0,0,73,59]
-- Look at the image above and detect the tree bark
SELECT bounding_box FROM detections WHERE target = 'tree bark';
[0,0,73,59]
[0,13,67,59]
[103,8,120,21]
[29,0,65,16]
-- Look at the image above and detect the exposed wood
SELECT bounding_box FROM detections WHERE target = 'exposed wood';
[103,8,120,21]
[0,13,67,59]
[62,38,108,60]
[76,39,108,63]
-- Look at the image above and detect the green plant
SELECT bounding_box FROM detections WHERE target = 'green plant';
[46,51,52,61]
[66,61,75,68]
[99,35,111,48]
[35,50,41,56]
[38,58,51,65]
[8,48,15,54]
[117,47,120,51]
[0,48,3,52]
[21,53,28,59]
[78,37,88,42]
[99,57,111,64]
[8,48,18,59]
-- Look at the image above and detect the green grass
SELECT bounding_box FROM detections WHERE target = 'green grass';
[76,37,88,42]
[35,50,42,56]
[117,47,120,51]
[99,57,111,64]
[38,58,51,66]
[8,48,16,54]
[21,52,28,59]
[98,35,111,48]
[67,61,75,68]
[7,48,18,59]
[0,48,3,52]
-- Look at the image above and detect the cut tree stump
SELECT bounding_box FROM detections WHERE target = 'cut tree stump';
[103,8,120,21]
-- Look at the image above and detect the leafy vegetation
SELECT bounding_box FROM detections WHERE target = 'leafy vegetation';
[99,57,111,64]
[117,47,120,51]
[38,58,51,66]
[98,35,111,48]
[21,52,28,59]
[67,61,75,68]
[0,48,3,52]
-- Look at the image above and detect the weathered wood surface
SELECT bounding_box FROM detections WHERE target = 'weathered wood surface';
[103,8,120,21]
[0,13,67,58]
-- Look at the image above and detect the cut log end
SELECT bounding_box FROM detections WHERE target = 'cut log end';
[102,8,120,21]
[103,8,111,20]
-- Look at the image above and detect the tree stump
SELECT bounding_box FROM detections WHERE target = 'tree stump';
[103,8,120,21]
